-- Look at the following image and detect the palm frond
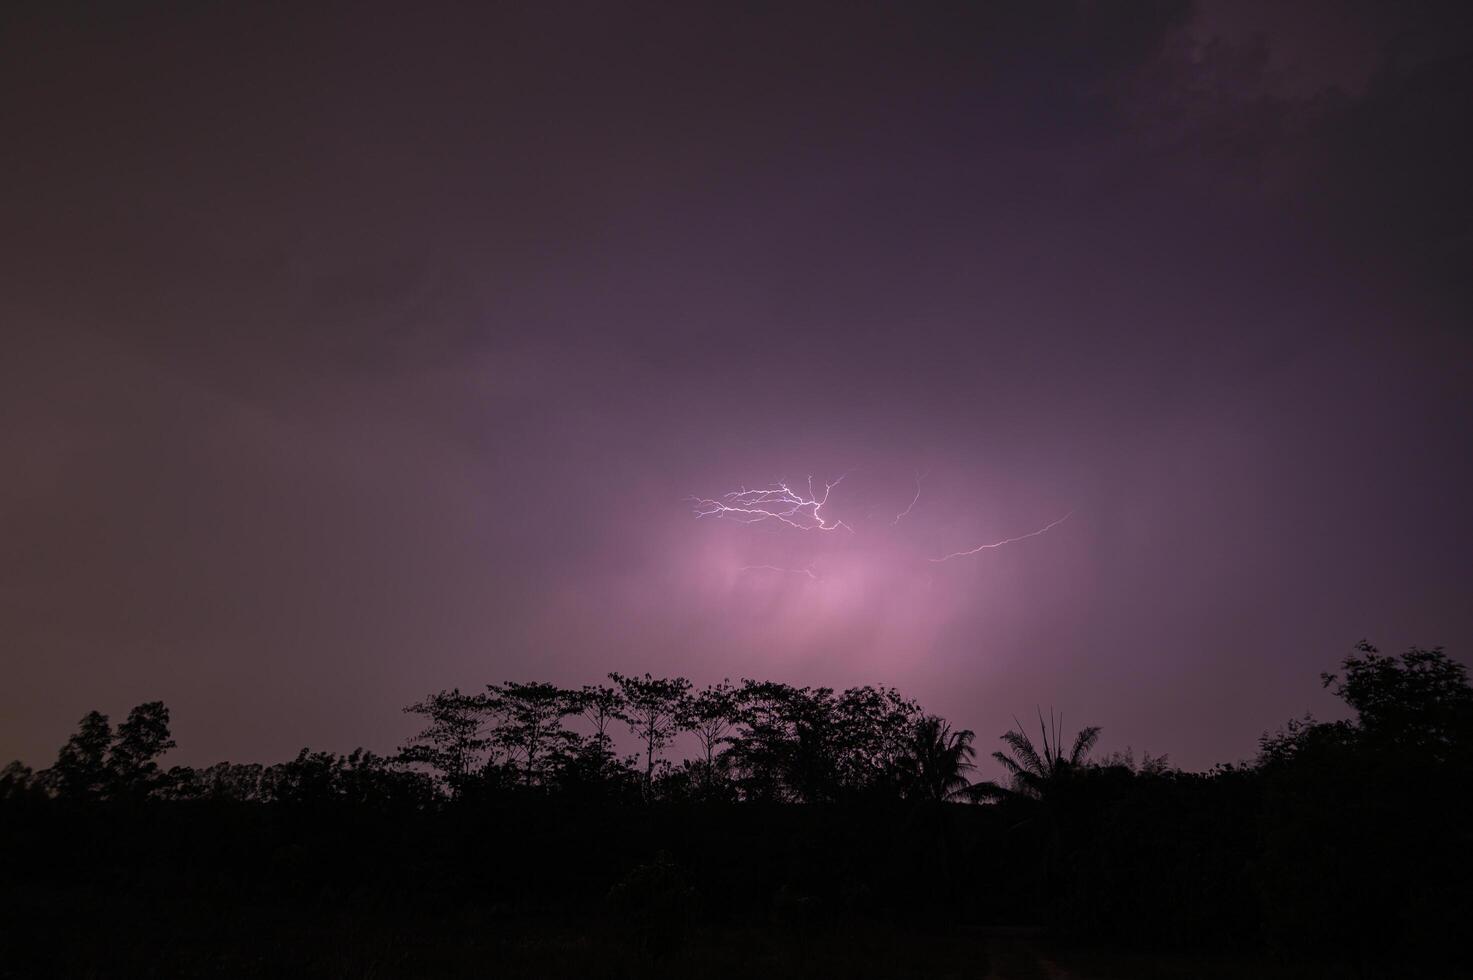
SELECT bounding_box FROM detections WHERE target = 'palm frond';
[991,750,1022,777]
[1000,729,1046,777]
[1069,725,1101,765]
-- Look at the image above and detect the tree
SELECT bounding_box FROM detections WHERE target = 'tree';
[1251,643,1473,961]
[1093,746,1171,775]
[544,684,636,796]
[400,688,490,797]
[974,709,1100,802]
[107,701,176,797]
[679,680,737,795]
[900,715,978,802]
[0,760,37,802]
[1322,641,1473,760]
[609,672,691,797]
[48,710,113,801]
[833,685,921,796]
[252,747,433,807]
[575,683,628,750]
[726,681,852,803]
[487,681,578,787]
[1257,642,1473,771]
[161,761,267,803]
[264,748,341,805]
[38,702,178,801]
[969,710,1102,926]
[724,682,921,803]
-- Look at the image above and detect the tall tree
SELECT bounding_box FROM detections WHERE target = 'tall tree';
[1322,641,1473,760]
[680,680,738,794]
[834,685,921,796]
[49,710,113,801]
[106,701,176,797]
[487,682,578,787]
[970,709,1102,918]
[726,681,843,803]
[974,709,1100,802]
[575,683,628,751]
[609,672,691,797]
[400,688,490,797]
[901,715,978,802]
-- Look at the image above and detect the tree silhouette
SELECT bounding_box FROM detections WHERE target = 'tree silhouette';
[488,682,578,787]
[974,709,1100,802]
[43,704,177,801]
[609,672,691,798]
[0,760,36,801]
[400,688,489,797]
[679,680,737,796]
[9,651,1473,971]
[723,682,923,802]
[833,685,920,796]
[900,715,978,802]
[106,701,176,798]
[49,710,114,801]
[1322,641,1473,760]
[545,683,634,793]
[575,683,628,750]
[727,681,840,803]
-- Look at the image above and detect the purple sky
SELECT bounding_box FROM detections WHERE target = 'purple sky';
[4,1,1471,773]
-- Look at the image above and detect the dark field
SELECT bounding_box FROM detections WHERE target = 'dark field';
[0,793,1457,979]
[5,648,1470,977]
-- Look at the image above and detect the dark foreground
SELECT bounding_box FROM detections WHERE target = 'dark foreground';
[0,900,1376,980]
[0,797,1455,979]
[4,646,1470,976]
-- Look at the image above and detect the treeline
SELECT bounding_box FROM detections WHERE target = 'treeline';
[0,676,970,807]
[396,676,965,805]
[2,644,1471,971]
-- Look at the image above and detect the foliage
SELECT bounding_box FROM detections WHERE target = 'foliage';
[487,681,579,787]
[1322,641,1473,758]
[106,701,177,796]
[609,672,692,797]
[400,688,490,796]
[573,683,628,746]
[0,760,37,802]
[48,709,114,800]
[973,709,1100,802]
[722,681,922,803]
[898,715,977,802]
[1250,643,1473,960]
[40,702,177,801]
[4,644,1471,969]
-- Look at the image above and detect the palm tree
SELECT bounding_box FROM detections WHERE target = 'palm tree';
[902,715,978,802]
[972,709,1099,802]
[971,710,1101,922]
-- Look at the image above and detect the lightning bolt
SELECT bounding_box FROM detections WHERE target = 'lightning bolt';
[892,469,925,525]
[927,512,1073,563]
[690,474,854,533]
[738,563,819,581]
[693,471,1073,579]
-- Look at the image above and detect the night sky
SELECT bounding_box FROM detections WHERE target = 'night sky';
[4,0,1471,773]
